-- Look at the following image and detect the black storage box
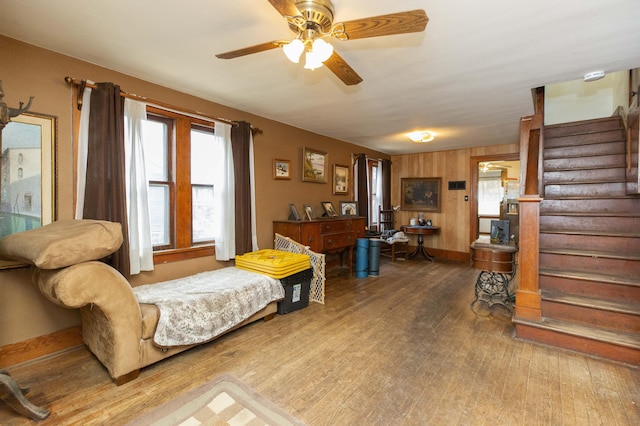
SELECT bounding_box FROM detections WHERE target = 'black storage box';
[277,268,313,314]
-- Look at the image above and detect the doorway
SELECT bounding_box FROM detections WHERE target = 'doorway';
[469,153,520,243]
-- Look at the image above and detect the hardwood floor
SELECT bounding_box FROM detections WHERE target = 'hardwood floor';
[2,259,639,425]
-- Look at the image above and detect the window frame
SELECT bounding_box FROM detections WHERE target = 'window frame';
[145,106,216,264]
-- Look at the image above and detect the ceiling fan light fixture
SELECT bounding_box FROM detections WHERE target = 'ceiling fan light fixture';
[304,50,324,70]
[311,38,334,62]
[283,39,304,63]
[408,130,436,143]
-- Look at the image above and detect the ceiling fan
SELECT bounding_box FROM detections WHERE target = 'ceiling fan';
[215,0,428,86]
[480,162,512,172]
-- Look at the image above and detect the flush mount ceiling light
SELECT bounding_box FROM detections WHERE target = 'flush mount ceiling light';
[408,130,436,143]
[584,71,606,82]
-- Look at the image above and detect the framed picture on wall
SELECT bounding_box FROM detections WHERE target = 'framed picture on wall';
[302,147,327,183]
[333,164,349,195]
[1,112,57,269]
[401,177,442,212]
[273,159,291,180]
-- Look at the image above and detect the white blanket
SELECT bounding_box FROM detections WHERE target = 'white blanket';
[133,267,285,347]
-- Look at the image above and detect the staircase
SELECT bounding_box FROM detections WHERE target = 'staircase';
[514,115,640,366]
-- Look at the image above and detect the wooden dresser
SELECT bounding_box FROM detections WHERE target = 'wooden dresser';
[273,217,366,274]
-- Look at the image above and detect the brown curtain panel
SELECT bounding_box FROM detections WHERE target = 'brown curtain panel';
[381,159,392,210]
[231,121,252,255]
[83,82,130,276]
[355,154,368,225]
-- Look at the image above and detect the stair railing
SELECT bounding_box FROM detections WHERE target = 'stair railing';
[515,88,544,321]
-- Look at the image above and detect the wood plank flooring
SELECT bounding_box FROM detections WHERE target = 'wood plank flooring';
[1,259,639,425]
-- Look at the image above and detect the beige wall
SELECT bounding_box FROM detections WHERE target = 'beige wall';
[0,36,386,346]
[545,70,630,125]
[391,143,519,255]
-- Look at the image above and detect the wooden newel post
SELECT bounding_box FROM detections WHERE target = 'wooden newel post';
[515,196,542,320]
[514,110,544,321]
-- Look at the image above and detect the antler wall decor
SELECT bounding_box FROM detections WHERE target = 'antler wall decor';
[0,80,34,131]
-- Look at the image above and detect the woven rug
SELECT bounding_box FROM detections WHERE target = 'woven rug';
[127,374,305,426]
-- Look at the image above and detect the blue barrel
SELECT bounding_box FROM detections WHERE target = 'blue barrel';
[368,238,381,277]
[355,238,369,278]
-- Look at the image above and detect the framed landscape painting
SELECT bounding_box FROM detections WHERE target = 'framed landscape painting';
[401,177,442,212]
[333,164,349,195]
[273,159,291,180]
[302,147,327,183]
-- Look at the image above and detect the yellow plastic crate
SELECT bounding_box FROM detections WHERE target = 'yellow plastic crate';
[235,249,311,279]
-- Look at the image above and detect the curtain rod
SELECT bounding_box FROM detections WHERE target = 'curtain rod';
[64,77,262,135]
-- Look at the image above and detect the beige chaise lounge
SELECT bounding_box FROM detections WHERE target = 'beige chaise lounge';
[0,220,281,385]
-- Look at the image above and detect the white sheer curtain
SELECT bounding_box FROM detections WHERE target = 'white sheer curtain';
[213,121,235,261]
[373,159,383,216]
[124,99,154,274]
[249,133,259,251]
[75,85,93,219]
[478,175,505,216]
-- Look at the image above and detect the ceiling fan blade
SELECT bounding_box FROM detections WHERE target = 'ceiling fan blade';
[266,0,300,18]
[338,9,428,40]
[215,41,284,59]
[324,51,363,86]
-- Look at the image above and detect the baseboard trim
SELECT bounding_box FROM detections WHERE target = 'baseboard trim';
[427,248,469,262]
[0,326,82,368]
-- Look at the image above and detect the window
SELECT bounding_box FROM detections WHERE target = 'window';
[23,192,32,211]
[190,125,219,243]
[141,107,219,262]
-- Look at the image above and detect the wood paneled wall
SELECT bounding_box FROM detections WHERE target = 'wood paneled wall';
[391,144,519,255]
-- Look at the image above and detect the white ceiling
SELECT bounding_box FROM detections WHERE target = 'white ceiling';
[2,0,639,154]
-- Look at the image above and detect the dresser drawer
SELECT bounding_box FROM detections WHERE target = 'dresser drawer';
[321,232,356,251]
[320,220,352,233]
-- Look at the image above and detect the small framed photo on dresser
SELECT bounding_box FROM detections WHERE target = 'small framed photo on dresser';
[340,201,358,216]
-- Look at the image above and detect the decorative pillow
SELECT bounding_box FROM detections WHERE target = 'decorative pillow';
[0,219,123,269]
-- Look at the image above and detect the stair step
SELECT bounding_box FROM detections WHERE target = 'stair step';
[542,291,640,317]
[540,229,640,238]
[542,292,640,334]
[544,116,625,138]
[544,129,627,149]
[540,271,640,304]
[541,211,640,217]
[544,167,627,185]
[544,140,626,160]
[539,214,640,233]
[544,153,626,171]
[514,317,640,366]
[540,268,640,288]
[540,247,640,261]
[540,252,640,278]
[540,197,640,214]
[540,232,640,253]
[544,181,632,198]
